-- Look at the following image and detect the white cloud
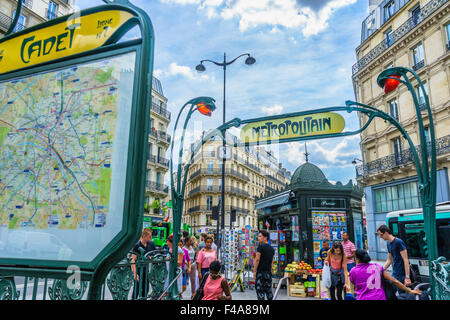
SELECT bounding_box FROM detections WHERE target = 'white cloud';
[154,62,211,81]
[262,105,284,115]
[160,0,357,36]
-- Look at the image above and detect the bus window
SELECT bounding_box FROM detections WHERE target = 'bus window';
[437,222,450,259]
[391,223,399,236]
[403,222,427,259]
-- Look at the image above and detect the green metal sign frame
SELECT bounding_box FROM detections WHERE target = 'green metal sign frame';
[0,0,155,299]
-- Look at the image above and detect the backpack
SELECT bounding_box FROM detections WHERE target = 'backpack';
[192,272,209,301]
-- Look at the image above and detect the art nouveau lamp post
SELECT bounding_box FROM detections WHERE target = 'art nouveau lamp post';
[167,97,217,299]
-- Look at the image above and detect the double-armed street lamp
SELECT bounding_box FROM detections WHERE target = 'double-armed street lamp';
[195,53,256,257]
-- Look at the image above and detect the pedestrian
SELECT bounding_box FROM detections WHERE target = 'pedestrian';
[166,235,184,298]
[131,229,156,299]
[197,236,217,279]
[319,239,330,266]
[208,234,218,251]
[198,233,207,251]
[377,225,412,288]
[349,249,421,300]
[201,260,232,300]
[183,230,190,238]
[342,232,356,272]
[184,236,198,297]
[179,238,191,297]
[324,242,350,300]
[253,229,275,300]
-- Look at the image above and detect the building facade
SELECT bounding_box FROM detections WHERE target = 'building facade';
[0,0,75,37]
[352,0,450,260]
[144,77,171,225]
[182,132,291,235]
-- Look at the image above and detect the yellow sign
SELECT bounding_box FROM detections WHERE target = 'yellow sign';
[0,10,134,74]
[240,112,345,143]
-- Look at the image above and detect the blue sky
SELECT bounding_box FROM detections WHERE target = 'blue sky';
[75,0,369,184]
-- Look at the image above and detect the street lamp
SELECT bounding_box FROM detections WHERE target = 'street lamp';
[195,53,256,259]
[168,96,216,300]
[351,158,363,165]
[377,67,438,299]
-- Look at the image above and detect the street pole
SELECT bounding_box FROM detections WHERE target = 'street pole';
[195,53,256,263]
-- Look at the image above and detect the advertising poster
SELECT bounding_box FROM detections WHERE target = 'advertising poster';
[313,241,321,253]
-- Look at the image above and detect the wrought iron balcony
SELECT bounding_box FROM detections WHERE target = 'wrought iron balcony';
[147,155,169,168]
[150,102,171,120]
[148,129,171,144]
[146,181,169,194]
[188,185,250,197]
[356,134,450,178]
[352,0,448,76]
[189,167,250,182]
[412,59,425,71]
[0,11,25,32]
[187,205,250,214]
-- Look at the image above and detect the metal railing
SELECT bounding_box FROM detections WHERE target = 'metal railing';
[430,257,450,300]
[356,134,450,178]
[188,185,250,197]
[0,250,182,300]
[352,0,448,76]
[147,155,169,168]
[273,275,290,300]
[189,168,250,182]
[187,205,250,215]
[146,181,169,194]
[149,129,171,144]
[150,103,171,120]
[0,11,25,32]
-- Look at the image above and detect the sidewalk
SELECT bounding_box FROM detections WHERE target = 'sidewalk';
[180,277,321,301]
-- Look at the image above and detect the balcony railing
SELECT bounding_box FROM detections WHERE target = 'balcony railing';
[412,59,425,71]
[356,134,450,178]
[188,185,250,197]
[187,205,250,215]
[150,103,171,120]
[352,0,448,76]
[146,181,169,194]
[147,155,169,168]
[0,11,25,32]
[189,168,250,182]
[149,129,171,144]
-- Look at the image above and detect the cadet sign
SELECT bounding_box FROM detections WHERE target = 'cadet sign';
[240,112,346,144]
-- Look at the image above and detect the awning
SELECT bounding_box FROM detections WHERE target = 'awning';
[255,191,291,210]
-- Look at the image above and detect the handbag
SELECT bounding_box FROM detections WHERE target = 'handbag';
[381,267,397,300]
[192,272,209,301]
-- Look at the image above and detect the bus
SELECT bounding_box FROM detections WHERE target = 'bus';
[385,202,450,281]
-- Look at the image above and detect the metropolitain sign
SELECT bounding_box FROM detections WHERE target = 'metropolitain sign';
[240,112,345,144]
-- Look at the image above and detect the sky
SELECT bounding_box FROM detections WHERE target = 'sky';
[74,0,370,185]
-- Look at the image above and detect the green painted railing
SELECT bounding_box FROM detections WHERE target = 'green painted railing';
[0,249,181,300]
[430,257,450,300]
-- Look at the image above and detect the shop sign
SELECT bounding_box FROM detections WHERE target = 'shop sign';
[311,198,346,209]
[240,112,345,144]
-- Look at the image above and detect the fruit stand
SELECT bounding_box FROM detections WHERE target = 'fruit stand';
[284,261,324,298]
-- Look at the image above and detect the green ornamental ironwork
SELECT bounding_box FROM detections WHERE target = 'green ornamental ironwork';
[0,277,19,300]
[106,256,134,300]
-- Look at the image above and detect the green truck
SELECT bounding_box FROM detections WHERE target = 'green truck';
[144,219,193,249]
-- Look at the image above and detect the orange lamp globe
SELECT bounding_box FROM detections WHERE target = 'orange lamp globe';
[197,103,213,116]
[384,75,401,94]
